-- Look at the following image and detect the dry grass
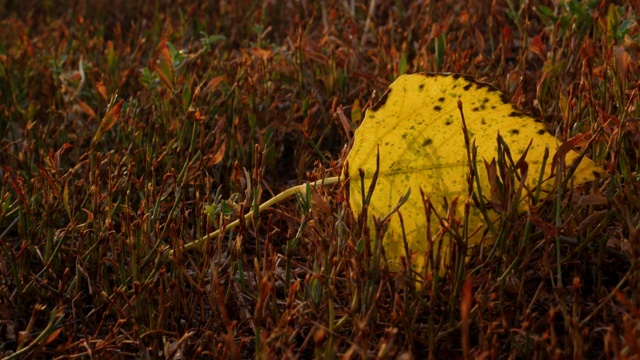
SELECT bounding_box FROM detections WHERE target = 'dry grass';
[0,0,639,358]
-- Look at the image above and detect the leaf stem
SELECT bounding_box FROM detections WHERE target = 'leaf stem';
[169,176,341,257]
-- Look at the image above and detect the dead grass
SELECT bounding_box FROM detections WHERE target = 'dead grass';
[0,0,639,358]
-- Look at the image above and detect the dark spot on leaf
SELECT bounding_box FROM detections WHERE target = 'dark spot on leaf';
[422,138,433,146]
[434,105,442,111]
[445,119,453,125]
[463,83,472,91]
[471,107,479,112]
[509,111,524,117]
[419,84,425,91]
[371,89,391,111]
[509,129,520,135]
[438,97,445,102]
[537,129,546,135]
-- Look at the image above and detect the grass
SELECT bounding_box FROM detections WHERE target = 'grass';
[0,0,639,358]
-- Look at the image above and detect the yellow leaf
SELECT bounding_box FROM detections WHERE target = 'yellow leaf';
[346,73,604,275]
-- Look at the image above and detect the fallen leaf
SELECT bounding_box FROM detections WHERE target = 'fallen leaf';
[346,73,604,274]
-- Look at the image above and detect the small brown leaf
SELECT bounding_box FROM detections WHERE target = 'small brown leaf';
[311,192,332,215]
[576,210,607,232]
[613,45,632,79]
[203,76,225,94]
[63,182,71,217]
[93,99,124,143]
[528,212,559,238]
[76,100,96,118]
[95,82,108,101]
[159,41,172,67]
[153,61,174,92]
[571,194,608,207]
[37,164,58,197]
[207,139,227,166]
[474,28,485,52]
[41,327,63,345]
[79,208,94,228]
[248,47,273,62]
[530,34,547,61]
[552,133,590,172]
[335,105,352,140]
[53,143,73,169]
[153,42,175,92]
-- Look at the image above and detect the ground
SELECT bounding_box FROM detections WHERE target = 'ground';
[0,0,639,358]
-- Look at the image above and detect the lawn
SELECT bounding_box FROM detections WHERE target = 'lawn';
[1,0,639,358]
